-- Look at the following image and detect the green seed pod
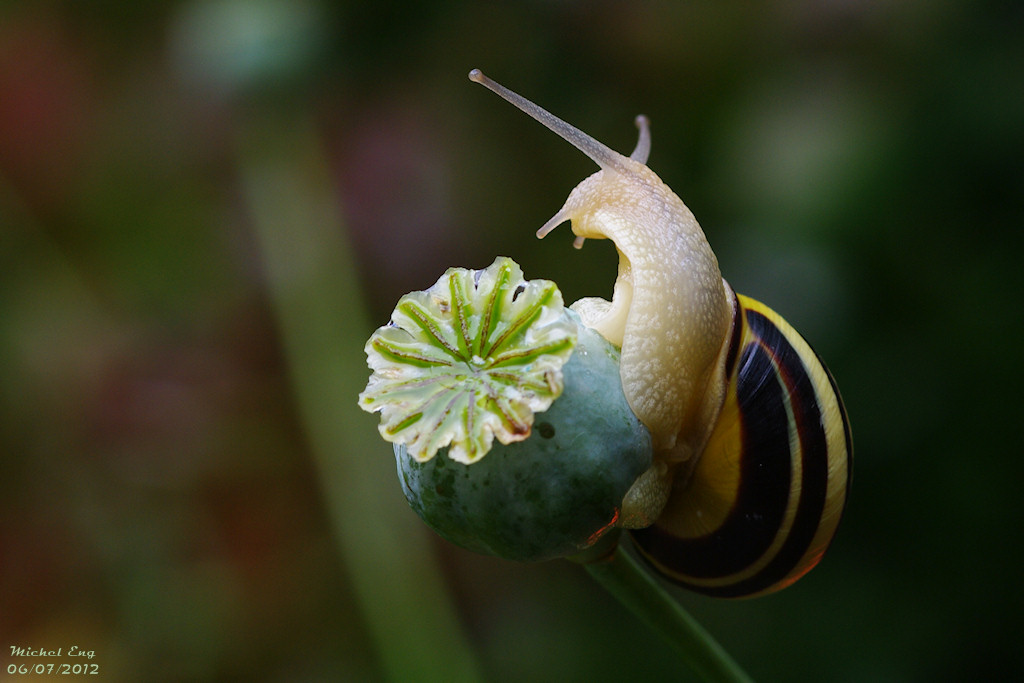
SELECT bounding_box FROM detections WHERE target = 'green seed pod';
[396,318,652,561]
[360,257,652,561]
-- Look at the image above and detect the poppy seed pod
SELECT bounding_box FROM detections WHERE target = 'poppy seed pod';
[360,257,653,561]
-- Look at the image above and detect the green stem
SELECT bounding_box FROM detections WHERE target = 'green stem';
[581,542,754,683]
[238,110,482,683]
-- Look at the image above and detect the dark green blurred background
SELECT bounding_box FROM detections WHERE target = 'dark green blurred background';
[2,2,1022,681]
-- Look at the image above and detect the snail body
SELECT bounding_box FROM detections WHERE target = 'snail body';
[470,69,851,597]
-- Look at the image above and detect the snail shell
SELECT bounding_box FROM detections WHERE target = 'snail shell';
[631,292,851,597]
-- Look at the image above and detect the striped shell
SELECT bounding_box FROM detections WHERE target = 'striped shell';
[631,292,852,597]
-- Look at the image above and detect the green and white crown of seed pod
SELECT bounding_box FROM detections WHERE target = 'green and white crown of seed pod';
[359,257,578,464]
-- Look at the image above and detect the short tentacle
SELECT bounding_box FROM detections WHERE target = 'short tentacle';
[630,115,651,163]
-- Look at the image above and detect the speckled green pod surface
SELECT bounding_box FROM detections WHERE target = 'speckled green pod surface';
[395,318,652,561]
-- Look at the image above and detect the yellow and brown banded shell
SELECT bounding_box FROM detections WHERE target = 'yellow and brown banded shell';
[631,293,852,597]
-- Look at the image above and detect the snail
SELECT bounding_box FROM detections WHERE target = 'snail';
[468,69,851,597]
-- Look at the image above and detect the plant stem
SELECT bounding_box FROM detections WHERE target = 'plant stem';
[581,542,754,683]
[239,110,483,683]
